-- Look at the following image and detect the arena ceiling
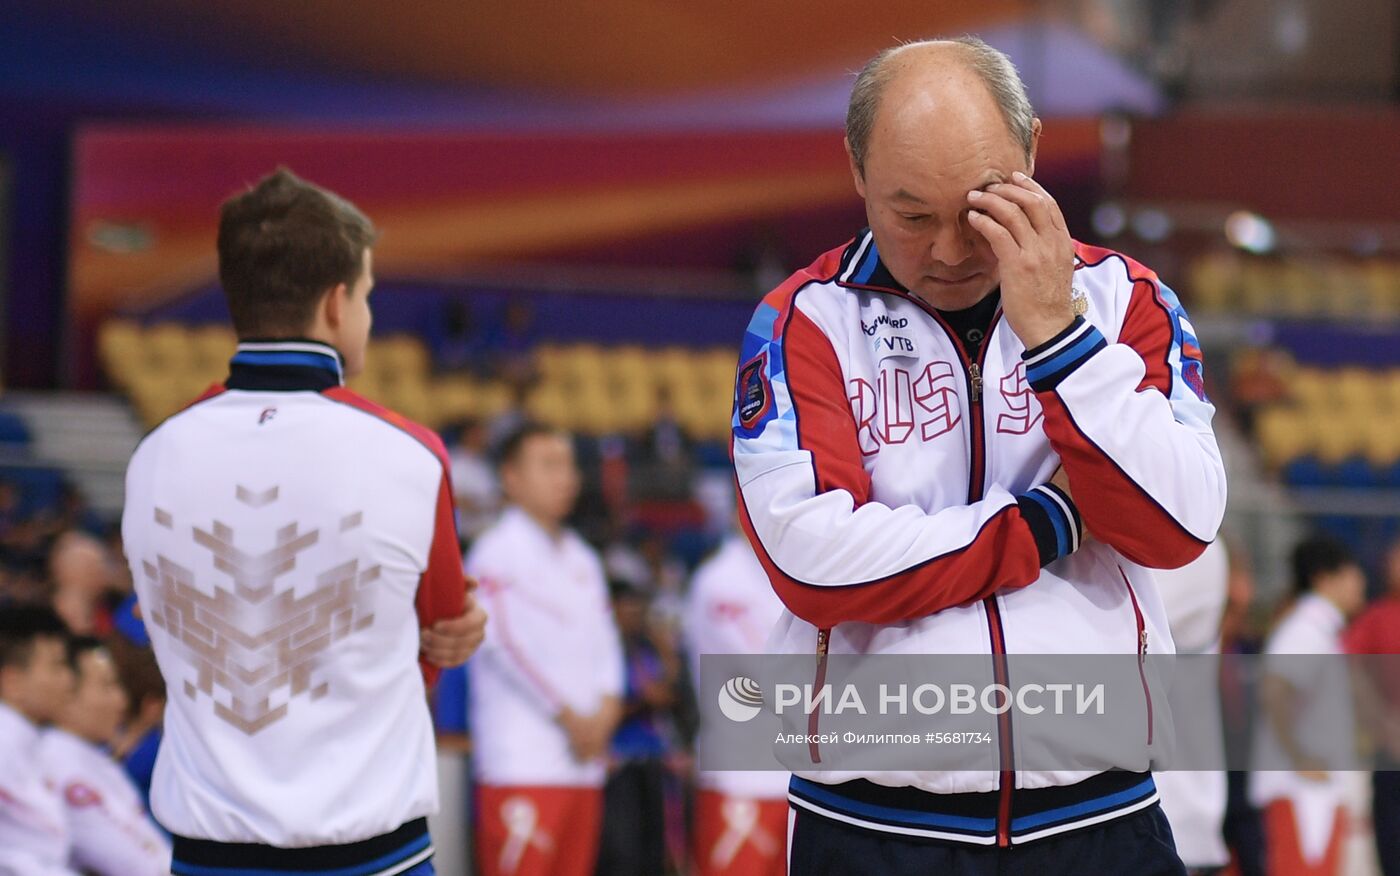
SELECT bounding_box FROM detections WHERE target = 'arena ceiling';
[21,0,1028,95]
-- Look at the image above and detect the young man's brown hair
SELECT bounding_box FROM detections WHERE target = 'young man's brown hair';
[217,167,377,338]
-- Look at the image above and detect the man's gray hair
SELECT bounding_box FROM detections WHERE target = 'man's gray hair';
[845,36,1036,174]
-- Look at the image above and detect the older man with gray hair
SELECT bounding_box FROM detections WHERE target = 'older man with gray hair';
[731,37,1225,874]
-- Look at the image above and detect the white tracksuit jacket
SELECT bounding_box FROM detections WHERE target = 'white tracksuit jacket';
[38,729,172,875]
[684,535,791,800]
[122,340,465,865]
[465,506,625,788]
[732,230,1226,845]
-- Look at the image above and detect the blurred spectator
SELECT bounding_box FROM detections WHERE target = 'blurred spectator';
[495,299,540,383]
[433,299,491,375]
[683,535,789,876]
[55,481,105,537]
[103,629,166,807]
[1218,538,1266,876]
[0,479,53,584]
[1250,536,1366,876]
[0,604,78,875]
[485,375,532,451]
[604,533,652,594]
[595,579,686,876]
[1343,537,1400,876]
[639,533,688,634]
[1229,347,1292,435]
[446,418,500,542]
[39,636,170,875]
[1152,539,1230,876]
[0,479,23,540]
[48,530,120,636]
[644,389,688,468]
[466,424,624,876]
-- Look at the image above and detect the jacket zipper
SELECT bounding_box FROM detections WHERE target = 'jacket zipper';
[1118,567,1153,745]
[809,627,831,764]
[916,300,1013,845]
[854,291,1015,842]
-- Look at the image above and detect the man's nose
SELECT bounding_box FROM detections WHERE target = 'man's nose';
[929,219,973,267]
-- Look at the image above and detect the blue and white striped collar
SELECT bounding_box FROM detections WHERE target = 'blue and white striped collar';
[227,339,345,390]
[837,228,906,294]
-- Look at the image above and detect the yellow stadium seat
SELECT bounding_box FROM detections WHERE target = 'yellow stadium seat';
[1362,413,1400,467]
[555,345,607,395]
[472,381,516,421]
[1308,408,1364,465]
[524,385,573,431]
[373,334,431,376]
[98,321,145,387]
[432,376,478,424]
[144,323,193,370]
[1384,370,1400,411]
[1254,406,1315,470]
[533,345,570,382]
[381,381,435,428]
[652,347,695,395]
[1335,368,1378,414]
[1289,368,1330,411]
[570,383,618,435]
[1275,263,1317,318]
[1187,254,1234,313]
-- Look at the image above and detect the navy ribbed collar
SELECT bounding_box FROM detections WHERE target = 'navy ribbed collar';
[225,339,345,391]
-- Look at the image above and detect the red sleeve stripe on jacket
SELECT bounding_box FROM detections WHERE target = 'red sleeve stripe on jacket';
[1036,390,1208,569]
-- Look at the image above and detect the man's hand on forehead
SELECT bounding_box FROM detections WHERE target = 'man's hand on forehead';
[966,172,1076,349]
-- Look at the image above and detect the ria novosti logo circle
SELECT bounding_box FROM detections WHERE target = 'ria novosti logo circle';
[718,676,763,722]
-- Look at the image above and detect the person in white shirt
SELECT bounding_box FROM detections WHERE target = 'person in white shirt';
[465,423,624,876]
[122,168,486,876]
[683,535,790,876]
[1152,539,1230,876]
[0,605,79,876]
[40,636,171,876]
[1250,536,1366,876]
[447,418,499,542]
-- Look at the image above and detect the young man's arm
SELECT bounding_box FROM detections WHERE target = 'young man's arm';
[415,468,483,685]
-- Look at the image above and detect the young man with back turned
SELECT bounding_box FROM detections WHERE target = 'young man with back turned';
[122,168,486,876]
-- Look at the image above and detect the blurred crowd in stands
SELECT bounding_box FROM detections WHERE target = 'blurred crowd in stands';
[2,400,1400,867]
[3,331,1400,872]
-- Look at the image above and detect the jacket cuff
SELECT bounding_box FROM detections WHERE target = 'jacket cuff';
[1016,483,1083,567]
[1021,316,1107,392]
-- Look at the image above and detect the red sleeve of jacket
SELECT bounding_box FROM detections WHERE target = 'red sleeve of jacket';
[416,469,468,686]
[322,387,466,685]
[1023,249,1221,570]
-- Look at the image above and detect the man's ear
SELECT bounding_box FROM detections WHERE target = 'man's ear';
[322,282,349,330]
[1027,118,1043,176]
[844,137,867,199]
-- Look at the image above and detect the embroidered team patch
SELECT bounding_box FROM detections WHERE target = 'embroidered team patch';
[1182,359,1207,401]
[736,354,772,429]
